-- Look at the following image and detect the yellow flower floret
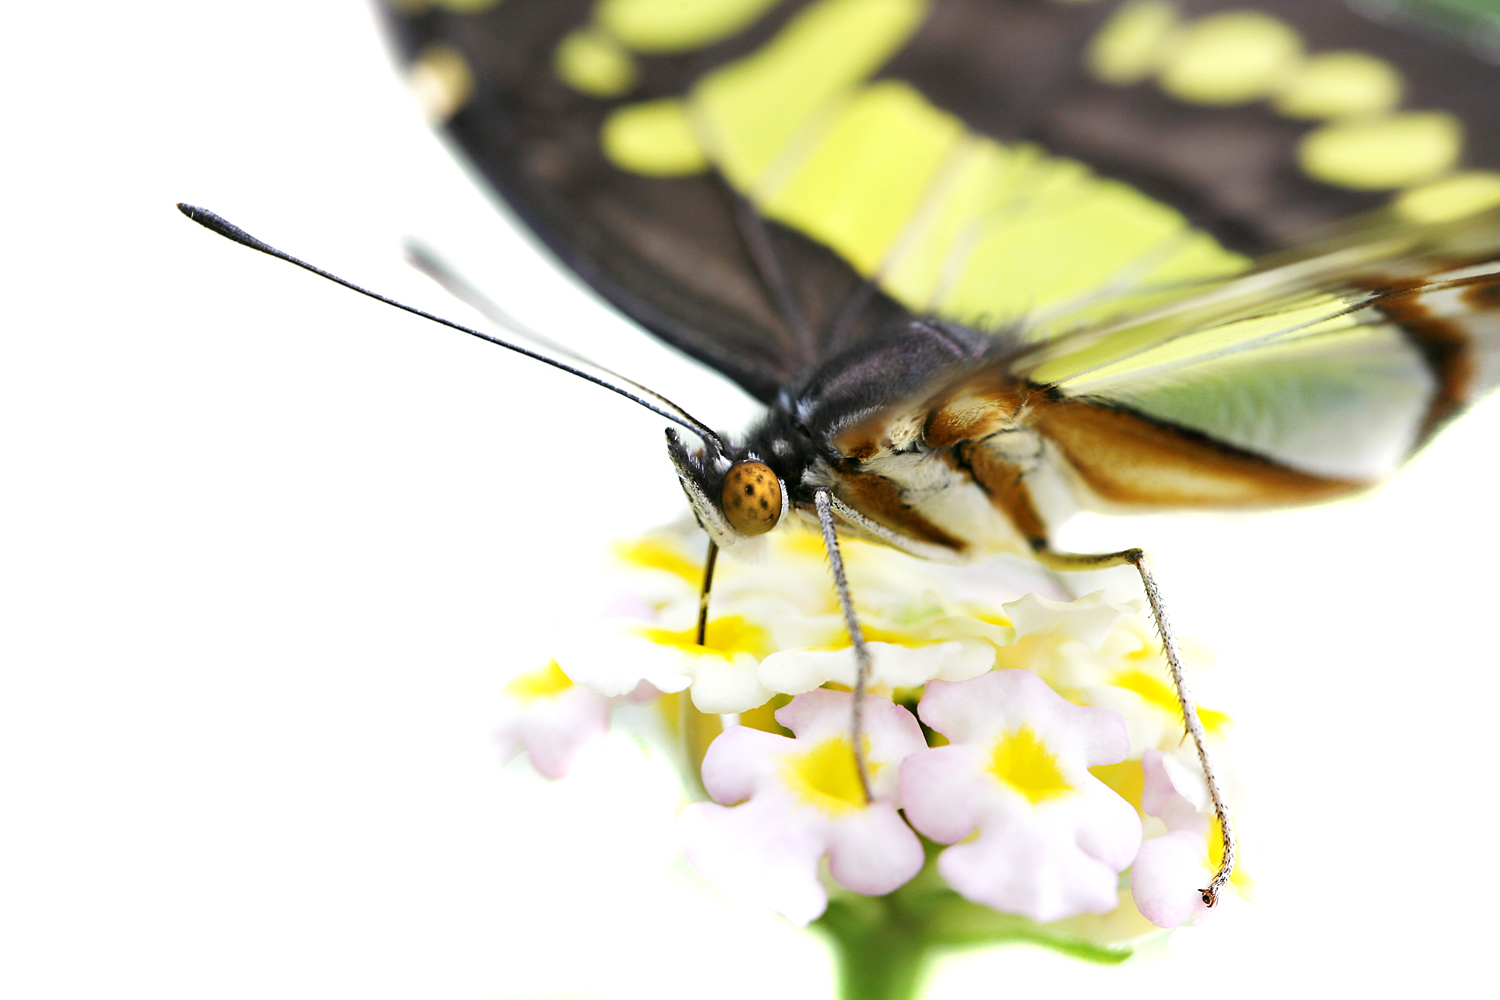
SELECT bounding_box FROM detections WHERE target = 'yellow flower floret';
[988,725,1073,804]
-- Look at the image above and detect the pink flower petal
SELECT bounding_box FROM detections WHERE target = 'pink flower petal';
[678,799,829,925]
[680,690,928,921]
[1141,748,1204,832]
[936,817,1124,922]
[700,725,786,806]
[496,685,610,781]
[901,670,1141,921]
[1130,829,1210,928]
[775,689,927,802]
[899,745,987,844]
[826,804,926,896]
[1132,749,1222,928]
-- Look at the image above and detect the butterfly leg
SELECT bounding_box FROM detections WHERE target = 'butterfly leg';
[1037,545,1235,907]
[815,487,875,803]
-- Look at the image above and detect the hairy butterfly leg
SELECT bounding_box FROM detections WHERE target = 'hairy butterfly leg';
[815,488,875,804]
[1036,545,1235,906]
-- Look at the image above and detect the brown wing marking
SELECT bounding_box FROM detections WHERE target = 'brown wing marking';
[1368,269,1500,442]
[1025,395,1363,508]
[829,468,968,553]
[921,380,1027,450]
[953,442,1050,547]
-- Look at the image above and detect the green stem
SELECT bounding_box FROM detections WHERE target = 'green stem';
[816,895,930,1000]
[811,839,1134,999]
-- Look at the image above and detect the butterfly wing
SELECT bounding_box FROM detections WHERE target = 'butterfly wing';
[382,0,915,402]
[1007,211,1500,508]
[382,0,1500,525]
[382,0,1500,397]
[792,213,1499,563]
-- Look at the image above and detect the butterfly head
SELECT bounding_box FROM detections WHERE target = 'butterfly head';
[666,428,789,547]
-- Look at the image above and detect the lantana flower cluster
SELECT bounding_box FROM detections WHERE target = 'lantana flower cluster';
[497,523,1246,957]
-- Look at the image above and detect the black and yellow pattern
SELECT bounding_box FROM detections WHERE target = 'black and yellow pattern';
[383,0,1500,522]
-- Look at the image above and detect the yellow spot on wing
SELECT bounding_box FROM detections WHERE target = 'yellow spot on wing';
[1087,0,1180,86]
[555,27,638,97]
[1395,170,1500,223]
[505,660,575,702]
[1274,50,1403,120]
[602,98,709,175]
[409,44,474,123]
[598,0,784,54]
[782,735,875,813]
[988,725,1072,804]
[691,0,928,191]
[1299,111,1462,191]
[1158,10,1303,106]
[597,0,1251,334]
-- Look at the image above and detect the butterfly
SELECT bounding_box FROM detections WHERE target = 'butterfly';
[185,0,1500,905]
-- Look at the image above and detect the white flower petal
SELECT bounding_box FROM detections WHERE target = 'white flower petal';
[1077,683,1178,758]
[553,626,692,697]
[1003,591,1136,650]
[756,648,844,696]
[930,636,1000,680]
[686,651,774,713]
[759,639,993,697]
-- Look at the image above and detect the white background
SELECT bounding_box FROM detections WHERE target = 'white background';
[4,2,1499,997]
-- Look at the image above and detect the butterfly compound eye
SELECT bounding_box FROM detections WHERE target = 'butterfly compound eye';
[720,461,782,536]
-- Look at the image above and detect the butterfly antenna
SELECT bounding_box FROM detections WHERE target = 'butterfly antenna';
[176,204,724,447]
[403,240,719,445]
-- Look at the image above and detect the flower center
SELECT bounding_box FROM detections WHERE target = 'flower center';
[635,615,770,656]
[613,536,701,585]
[1112,669,1229,734]
[782,736,874,814]
[987,725,1072,804]
[504,660,574,702]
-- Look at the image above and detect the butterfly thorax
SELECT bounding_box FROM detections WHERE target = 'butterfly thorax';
[669,317,1053,562]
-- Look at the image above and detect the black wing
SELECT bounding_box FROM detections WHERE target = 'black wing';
[380,0,911,402]
[379,0,1500,400]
